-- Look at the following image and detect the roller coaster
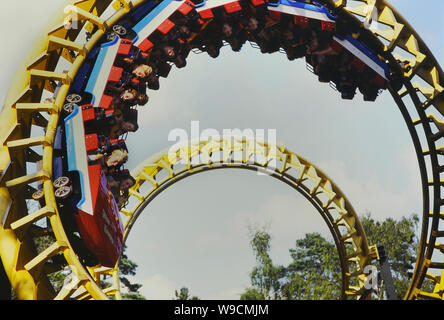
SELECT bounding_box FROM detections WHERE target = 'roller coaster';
[0,0,443,300]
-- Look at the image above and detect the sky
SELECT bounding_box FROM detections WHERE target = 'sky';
[1,1,444,300]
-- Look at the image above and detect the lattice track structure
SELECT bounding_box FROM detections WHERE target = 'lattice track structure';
[113,136,373,300]
[0,0,442,300]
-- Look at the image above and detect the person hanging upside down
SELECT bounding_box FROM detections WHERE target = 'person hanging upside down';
[88,141,129,175]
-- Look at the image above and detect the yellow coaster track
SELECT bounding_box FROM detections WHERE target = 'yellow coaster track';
[0,0,139,300]
[111,136,374,299]
[329,0,444,300]
[0,0,442,300]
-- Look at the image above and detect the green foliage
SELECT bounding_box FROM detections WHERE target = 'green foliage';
[241,228,341,300]
[242,213,420,300]
[121,292,147,300]
[248,229,284,300]
[118,245,146,300]
[33,237,146,300]
[174,287,200,300]
[360,212,419,298]
[282,233,341,299]
[119,247,139,277]
[239,288,265,300]
[33,235,66,291]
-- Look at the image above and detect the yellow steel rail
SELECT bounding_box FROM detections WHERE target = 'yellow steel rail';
[110,137,374,299]
[0,0,443,300]
[0,0,143,300]
[324,0,444,300]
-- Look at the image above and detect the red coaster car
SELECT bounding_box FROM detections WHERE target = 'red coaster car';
[52,103,124,267]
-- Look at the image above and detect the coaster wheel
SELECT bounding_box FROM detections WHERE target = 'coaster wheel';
[31,190,44,201]
[65,93,82,104]
[62,102,76,115]
[55,186,73,200]
[53,176,71,189]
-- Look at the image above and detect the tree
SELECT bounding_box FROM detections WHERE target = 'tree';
[240,288,265,300]
[249,230,285,300]
[119,246,146,300]
[241,229,341,300]
[360,212,420,298]
[242,213,420,300]
[8,201,145,300]
[240,228,285,300]
[174,287,200,300]
[282,233,341,300]
[31,236,146,300]
[33,234,67,292]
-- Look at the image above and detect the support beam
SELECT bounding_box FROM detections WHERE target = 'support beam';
[0,258,11,300]
[377,245,399,300]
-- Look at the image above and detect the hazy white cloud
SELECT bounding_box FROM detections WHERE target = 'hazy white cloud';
[233,192,332,263]
[206,287,244,300]
[0,1,440,300]
[0,1,66,107]
[128,273,244,300]
[318,144,422,221]
[133,274,178,300]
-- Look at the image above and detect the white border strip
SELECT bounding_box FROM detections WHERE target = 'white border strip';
[134,1,185,47]
[92,38,122,107]
[196,0,239,12]
[268,4,335,23]
[333,36,387,80]
[70,110,94,215]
